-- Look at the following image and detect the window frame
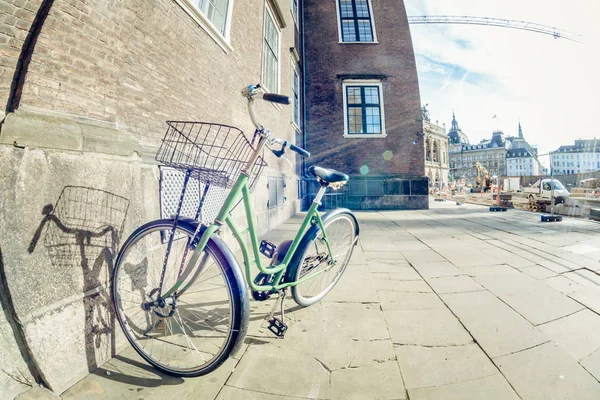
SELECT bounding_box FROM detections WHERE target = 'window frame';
[174,0,235,53]
[342,80,386,138]
[335,0,378,43]
[290,58,301,130]
[291,0,299,27]
[261,3,281,94]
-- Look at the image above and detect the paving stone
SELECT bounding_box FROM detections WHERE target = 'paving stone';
[377,291,445,311]
[426,275,484,294]
[495,342,600,400]
[520,265,559,280]
[396,343,497,390]
[61,346,235,400]
[373,278,432,293]
[539,310,600,361]
[501,287,584,325]
[411,261,465,278]
[543,276,584,294]
[227,345,331,399]
[537,259,577,273]
[367,260,412,273]
[441,291,548,358]
[364,251,407,261]
[475,272,546,297]
[569,287,600,314]
[384,308,472,347]
[563,269,600,287]
[323,262,378,303]
[581,349,600,382]
[216,386,289,400]
[401,250,447,265]
[407,373,519,400]
[385,268,423,281]
[262,302,393,371]
[330,360,406,400]
[459,264,520,276]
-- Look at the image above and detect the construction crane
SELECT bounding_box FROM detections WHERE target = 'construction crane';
[408,16,581,42]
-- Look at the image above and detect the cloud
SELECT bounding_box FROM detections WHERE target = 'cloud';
[405,0,600,156]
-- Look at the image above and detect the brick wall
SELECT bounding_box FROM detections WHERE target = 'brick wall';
[303,0,423,178]
[0,0,303,394]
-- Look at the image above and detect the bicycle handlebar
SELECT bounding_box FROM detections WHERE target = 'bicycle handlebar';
[242,84,309,158]
[271,138,310,158]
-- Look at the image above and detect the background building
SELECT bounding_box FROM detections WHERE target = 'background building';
[447,113,507,184]
[303,0,427,210]
[551,139,600,175]
[506,123,542,176]
[423,116,449,190]
[0,0,303,396]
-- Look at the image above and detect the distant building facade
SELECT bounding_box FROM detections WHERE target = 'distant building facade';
[447,114,508,184]
[506,123,542,176]
[551,139,600,175]
[423,119,449,189]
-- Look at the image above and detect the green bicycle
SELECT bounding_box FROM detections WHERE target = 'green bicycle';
[112,84,360,377]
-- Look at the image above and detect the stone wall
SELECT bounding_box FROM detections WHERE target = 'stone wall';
[0,0,302,396]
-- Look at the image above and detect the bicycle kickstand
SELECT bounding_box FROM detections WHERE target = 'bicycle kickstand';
[266,289,288,338]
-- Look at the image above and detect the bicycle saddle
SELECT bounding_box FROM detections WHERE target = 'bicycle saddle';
[308,166,349,184]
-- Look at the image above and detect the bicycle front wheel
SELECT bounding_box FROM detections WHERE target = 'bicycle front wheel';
[286,210,359,307]
[112,219,247,377]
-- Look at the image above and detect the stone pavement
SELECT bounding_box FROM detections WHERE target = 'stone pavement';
[18,199,600,399]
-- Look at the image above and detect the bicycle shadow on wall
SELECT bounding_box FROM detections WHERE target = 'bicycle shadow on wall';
[28,186,129,375]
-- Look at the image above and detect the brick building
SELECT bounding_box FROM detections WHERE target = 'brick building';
[302,0,427,210]
[0,0,303,396]
[0,0,425,397]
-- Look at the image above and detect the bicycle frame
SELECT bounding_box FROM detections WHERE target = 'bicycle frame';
[160,169,333,299]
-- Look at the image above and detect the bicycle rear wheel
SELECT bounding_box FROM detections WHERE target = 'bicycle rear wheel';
[112,219,247,377]
[286,210,359,307]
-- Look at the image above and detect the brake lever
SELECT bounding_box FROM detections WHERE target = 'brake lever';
[271,144,286,158]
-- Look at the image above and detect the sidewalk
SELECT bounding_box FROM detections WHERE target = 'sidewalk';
[19,200,600,399]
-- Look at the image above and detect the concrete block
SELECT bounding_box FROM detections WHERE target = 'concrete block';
[539,309,600,361]
[330,361,406,400]
[495,342,600,400]
[408,373,519,400]
[441,291,547,358]
[396,343,498,389]
[384,308,473,346]
[501,287,584,325]
[226,345,331,399]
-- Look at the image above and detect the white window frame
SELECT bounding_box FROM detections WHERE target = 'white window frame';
[174,0,235,53]
[290,58,301,130]
[335,0,378,44]
[342,80,386,138]
[261,3,281,94]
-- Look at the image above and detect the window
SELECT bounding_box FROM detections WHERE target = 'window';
[342,80,385,137]
[337,0,376,43]
[268,177,285,209]
[192,0,230,34]
[291,60,300,128]
[262,5,280,92]
[291,0,298,25]
[177,0,234,51]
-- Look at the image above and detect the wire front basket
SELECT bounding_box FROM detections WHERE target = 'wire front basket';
[156,121,266,191]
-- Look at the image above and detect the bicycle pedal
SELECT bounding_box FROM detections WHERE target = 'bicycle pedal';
[267,317,288,338]
[259,240,276,258]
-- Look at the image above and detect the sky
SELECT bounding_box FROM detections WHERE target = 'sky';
[404,0,600,162]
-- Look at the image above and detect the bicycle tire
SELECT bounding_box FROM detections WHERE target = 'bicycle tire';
[112,219,248,377]
[285,209,359,307]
